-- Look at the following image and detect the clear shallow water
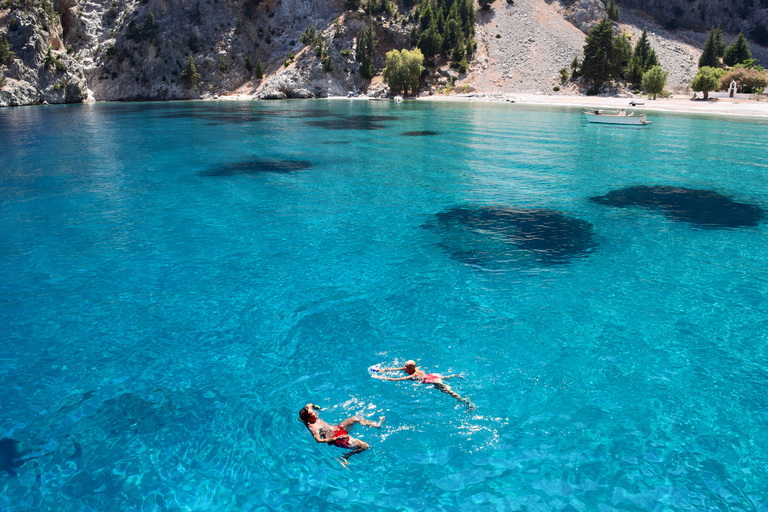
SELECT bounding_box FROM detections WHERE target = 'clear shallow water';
[1,99,767,511]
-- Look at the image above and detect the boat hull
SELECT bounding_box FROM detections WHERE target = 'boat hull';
[583,112,650,125]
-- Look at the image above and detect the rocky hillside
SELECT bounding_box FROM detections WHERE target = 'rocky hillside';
[0,0,88,105]
[0,0,767,106]
[467,0,766,95]
[616,0,768,35]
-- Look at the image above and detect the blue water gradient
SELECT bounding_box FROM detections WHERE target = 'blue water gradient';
[1,100,768,511]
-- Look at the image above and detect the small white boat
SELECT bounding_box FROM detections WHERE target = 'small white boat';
[583,109,650,125]
[393,95,403,102]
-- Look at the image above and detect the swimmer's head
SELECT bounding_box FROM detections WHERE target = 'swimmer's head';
[404,360,417,374]
[299,404,319,423]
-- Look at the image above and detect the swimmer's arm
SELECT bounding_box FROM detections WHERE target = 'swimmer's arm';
[378,366,405,372]
[375,375,415,381]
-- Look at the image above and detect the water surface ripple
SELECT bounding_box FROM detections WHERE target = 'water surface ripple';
[1,100,767,511]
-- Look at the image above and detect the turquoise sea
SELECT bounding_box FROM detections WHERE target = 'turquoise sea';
[1,99,768,511]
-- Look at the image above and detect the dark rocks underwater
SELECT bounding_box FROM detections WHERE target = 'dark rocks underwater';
[426,206,598,267]
[201,158,314,176]
[590,186,766,229]
[0,438,22,477]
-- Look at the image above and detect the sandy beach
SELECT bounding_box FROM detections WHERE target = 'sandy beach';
[418,92,768,119]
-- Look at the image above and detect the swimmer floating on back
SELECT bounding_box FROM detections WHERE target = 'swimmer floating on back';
[373,360,475,410]
[298,403,385,468]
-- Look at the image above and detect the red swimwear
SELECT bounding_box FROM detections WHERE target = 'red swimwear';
[424,374,440,384]
[329,427,350,449]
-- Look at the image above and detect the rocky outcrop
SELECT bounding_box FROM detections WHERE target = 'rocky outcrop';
[0,6,87,106]
[254,12,410,99]
[616,0,768,34]
[254,13,367,99]
[2,0,369,105]
[561,0,607,33]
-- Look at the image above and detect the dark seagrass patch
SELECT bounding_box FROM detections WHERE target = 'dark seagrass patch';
[426,206,598,267]
[0,438,22,477]
[589,186,765,229]
[401,130,439,136]
[201,158,313,176]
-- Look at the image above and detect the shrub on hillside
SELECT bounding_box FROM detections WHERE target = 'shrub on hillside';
[0,36,15,66]
[719,66,768,94]
[44,48,66,72]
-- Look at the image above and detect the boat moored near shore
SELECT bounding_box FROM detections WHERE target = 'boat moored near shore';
[583,108,651,125]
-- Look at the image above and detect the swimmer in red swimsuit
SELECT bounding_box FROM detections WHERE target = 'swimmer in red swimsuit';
[374,360,474,409]
[299,404,385,467]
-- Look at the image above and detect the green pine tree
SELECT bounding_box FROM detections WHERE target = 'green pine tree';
[180,56,201,89]
[698,26,723,68]
[465,31,476,59]
[723,32,752,67]
[451,37,466,66]
[581,18,622,88]
[356,20,378,78]
[419,4,434,32]
[443,18,461,55]
[417,21,443,59]
[614,34,632,79]
[714,26,726,57]
[0,36,15,66]
[570,56,581,79]
[628,28,659,85]
[459,0,476,35]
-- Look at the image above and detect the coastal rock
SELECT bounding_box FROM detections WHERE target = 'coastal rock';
[258,88,288,100]
[561,0,608,34]
[0,9,88,106]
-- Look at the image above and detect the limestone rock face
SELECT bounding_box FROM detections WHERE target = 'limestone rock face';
[616,0,768,33]
[254,12,408,99]
[561,0,608,34]
[0,8,88,106]
[1,0,424,106]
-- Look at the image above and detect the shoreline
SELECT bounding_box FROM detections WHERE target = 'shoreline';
[220,91,768,119]
[413,93,768,119]
[19,92,767,119]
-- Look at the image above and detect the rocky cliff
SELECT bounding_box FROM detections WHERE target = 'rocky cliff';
[0,1,88,106]
[614,0,768,34]
[0,0,766,106]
